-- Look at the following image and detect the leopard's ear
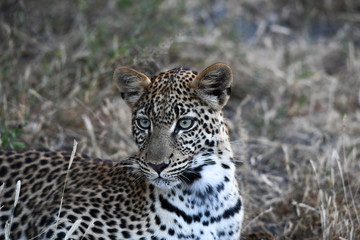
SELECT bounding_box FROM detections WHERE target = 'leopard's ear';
[191,63,233,110]
[113,67,151,108]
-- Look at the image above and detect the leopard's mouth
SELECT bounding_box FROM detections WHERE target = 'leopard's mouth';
[141,157,193,188]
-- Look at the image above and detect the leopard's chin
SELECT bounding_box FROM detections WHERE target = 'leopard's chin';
[150,177,181,189]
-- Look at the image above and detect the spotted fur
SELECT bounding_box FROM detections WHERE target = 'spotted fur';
[0,63,244,240]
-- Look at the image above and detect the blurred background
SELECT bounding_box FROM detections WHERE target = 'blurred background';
[0,0,359,239]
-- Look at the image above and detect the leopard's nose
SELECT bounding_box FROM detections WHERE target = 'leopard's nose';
[148,162,169,174]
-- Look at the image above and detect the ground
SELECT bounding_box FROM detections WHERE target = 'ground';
[0,0,359,239]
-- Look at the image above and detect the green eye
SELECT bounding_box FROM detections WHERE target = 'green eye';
[137,118,151,129]
[177,119,194,130]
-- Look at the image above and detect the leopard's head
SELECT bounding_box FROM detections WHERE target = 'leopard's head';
[114,63,233,189]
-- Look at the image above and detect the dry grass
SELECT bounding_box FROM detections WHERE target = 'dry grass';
[1,0,359,239]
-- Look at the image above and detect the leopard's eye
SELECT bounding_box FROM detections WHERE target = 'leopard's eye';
[177,118,194,130]
[136,118,151,130]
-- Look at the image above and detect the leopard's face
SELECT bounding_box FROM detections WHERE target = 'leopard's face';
[114,64,233,189]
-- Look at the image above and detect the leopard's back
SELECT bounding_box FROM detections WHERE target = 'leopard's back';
[0,149,147,239]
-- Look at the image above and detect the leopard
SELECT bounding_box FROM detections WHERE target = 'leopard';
[0,63,245,240]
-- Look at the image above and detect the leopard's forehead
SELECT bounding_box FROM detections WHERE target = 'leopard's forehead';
[150,67,198,86]
[136,67,201,125]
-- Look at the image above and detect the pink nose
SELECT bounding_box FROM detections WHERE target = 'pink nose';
[148,162,169,174]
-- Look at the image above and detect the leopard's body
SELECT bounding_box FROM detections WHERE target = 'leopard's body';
[0,63,244,240]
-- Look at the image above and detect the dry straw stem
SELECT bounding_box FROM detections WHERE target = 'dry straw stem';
[244,207,273,230]
[80,220,95,240]
[53,139,78,238]
[64,219,81,240]
[4,180,21,240]
[0,183,4,211]
[82,115,101,157]
[28,219,68,240]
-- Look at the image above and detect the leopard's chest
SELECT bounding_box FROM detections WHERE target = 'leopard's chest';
[146,184,243,240]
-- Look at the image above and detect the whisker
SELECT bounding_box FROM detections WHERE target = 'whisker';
[178,175,190,184]
[133,174,145,184]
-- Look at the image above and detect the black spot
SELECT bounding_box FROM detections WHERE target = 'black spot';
[56,231,66,239]
[107,220,116,227]
[40,159,48,165]
[223,199,242,219]
[204,139,215,147]
[0,215,8,223]
[89,209,100,218]
[121,230,131,238]
[155,215,161,225]
[168,228,175,236]
[193,214,201,222]
[20,214,28,225]
[59,211,66,218]
[82,215,91,222]
[10,161,22,169]
[221,163,230,169]
[159,195,192,224]
[94,220,104,227]
[39,216,48,226]
[46,229,54,238]
[92,226,104,234]
[216,183,225,192]
[6,157,14,163]
[108,228,117,233]
[0,166,7,176]
[206,185,213,195]
[120,219,126,228]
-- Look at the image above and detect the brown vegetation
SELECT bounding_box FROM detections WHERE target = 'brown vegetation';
[1,0,359,239]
